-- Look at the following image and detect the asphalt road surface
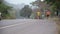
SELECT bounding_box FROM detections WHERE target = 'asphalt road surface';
[0,19,57,34]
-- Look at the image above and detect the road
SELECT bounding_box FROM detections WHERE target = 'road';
[0,19,57,34]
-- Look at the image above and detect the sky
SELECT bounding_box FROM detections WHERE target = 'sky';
[5,0,36,5]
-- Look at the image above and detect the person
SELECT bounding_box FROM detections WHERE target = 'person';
[0,12,2,20]
[36,11,41,19]
[46,10,51,18]
[42,14,45,19]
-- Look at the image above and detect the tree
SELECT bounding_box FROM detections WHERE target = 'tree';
[20,5,32,18]
[0,0,12,19]
[45,0,60,16]
[31,0,60,16]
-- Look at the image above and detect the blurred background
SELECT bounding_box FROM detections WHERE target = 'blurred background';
[0,0,60,19]
[0,0,60,34]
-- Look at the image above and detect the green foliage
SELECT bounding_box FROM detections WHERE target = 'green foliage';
[0,0,12,19]
[45,0,55,5]
[45,0,60,10]
[20,5,32,18]
[45,0,60,16]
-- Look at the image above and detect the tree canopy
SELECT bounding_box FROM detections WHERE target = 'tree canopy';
[31,0,60,16]
[20,5,32,18]
[0,0,12,18]
[45,0,60,10]
[45,0,60,16]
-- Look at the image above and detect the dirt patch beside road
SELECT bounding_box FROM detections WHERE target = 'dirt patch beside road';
[53,18,60,34]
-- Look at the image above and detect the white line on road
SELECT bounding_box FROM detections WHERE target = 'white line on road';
[0,23,27,29]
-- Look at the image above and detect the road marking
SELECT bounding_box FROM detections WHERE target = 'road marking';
[0,23,27,29]
[0,19,51,29]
